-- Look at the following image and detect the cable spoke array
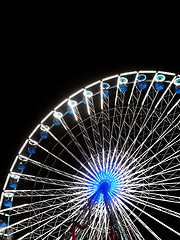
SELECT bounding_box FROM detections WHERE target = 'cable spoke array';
[0,71,179,239]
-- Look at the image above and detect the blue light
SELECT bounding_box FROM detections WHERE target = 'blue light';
[102,83,110,89]
[155,83,164,91]
[40,132,49,139]
[175,86,180,94]
[102,90,109,98]
[68,108,74,114]
[137,74,146,82]
[88,168,122,203]
[119,85,127,92]
[138,82,147,90]
[28,147,36,154]
[4,201,12,207]
[82,98,91,104]
[0,222,6,227]
[9,183,18,188]
[53,119,61,126]
[17,164,26,171]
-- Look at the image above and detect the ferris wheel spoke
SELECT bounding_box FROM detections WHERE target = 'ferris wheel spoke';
[0,190,87,219]
[4,186,87,197]
[117,84,144,160]
[27,156,91,183]
[18,198,87,240]
[36,200,87,240]
[71,104,101,173]
[73,104,97,155]
[122,191,180,220]
[121,150,180,184]
[57,114,100,174]
[118,115,180,176]
[113,199,144,240]
[59,116,90,160]
[111,73,139,167]
[118,94,179,165]
[128,152,180,184]
[10,171,87,187]
[124,88,158,158]
[120,194,180,237]
[86,94,103,155]
[47,129,99,179]
[33,205,86,240]
[126,174,180,191]
[129,190,180,204]
[6,195,87,238]
[5,206,66,237]
[97,205,106,240]
[36,141,94,181]
[142,191,180,204]
[120,205,145,240]
[126,100,180,162]
[87,204,103,240]
[116,196,162,240]
[109,97,125,168]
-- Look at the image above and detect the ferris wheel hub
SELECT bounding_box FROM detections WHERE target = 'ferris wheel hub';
[98,180,111,195]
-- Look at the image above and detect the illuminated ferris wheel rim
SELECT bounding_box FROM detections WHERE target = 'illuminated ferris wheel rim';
[1,70,179,190]
[0,70,180,239]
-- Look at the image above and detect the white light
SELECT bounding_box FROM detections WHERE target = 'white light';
[29,124,41,138]
[83,90,93,98]
[68,100,78,107]
[83,90,91,115]
[100,82,103,110]
[18,155,29,162]
[10,173,20,180]
[173,78,180,86]
[29,139,38,146]
[102,83,110,89]
[53,111,63,119]
[54,98,68,111]
[119,77,128,85]
[121,71,137,76]
[155,75,165,82]
[69,88,84,99]
[4,192,14,198]
[139,70,156,74]
[158,71,176,76]
[40,124,50,132]
[85,80,101,89]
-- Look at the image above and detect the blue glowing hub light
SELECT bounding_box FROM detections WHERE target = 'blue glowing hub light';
[88,168,122,203]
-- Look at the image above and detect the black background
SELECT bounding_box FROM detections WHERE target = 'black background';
[0,9,179,239]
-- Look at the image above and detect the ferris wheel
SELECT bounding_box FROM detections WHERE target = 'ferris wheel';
[0,70,180,240]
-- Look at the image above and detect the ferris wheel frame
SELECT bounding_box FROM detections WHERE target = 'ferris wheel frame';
[0,70,180,240]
